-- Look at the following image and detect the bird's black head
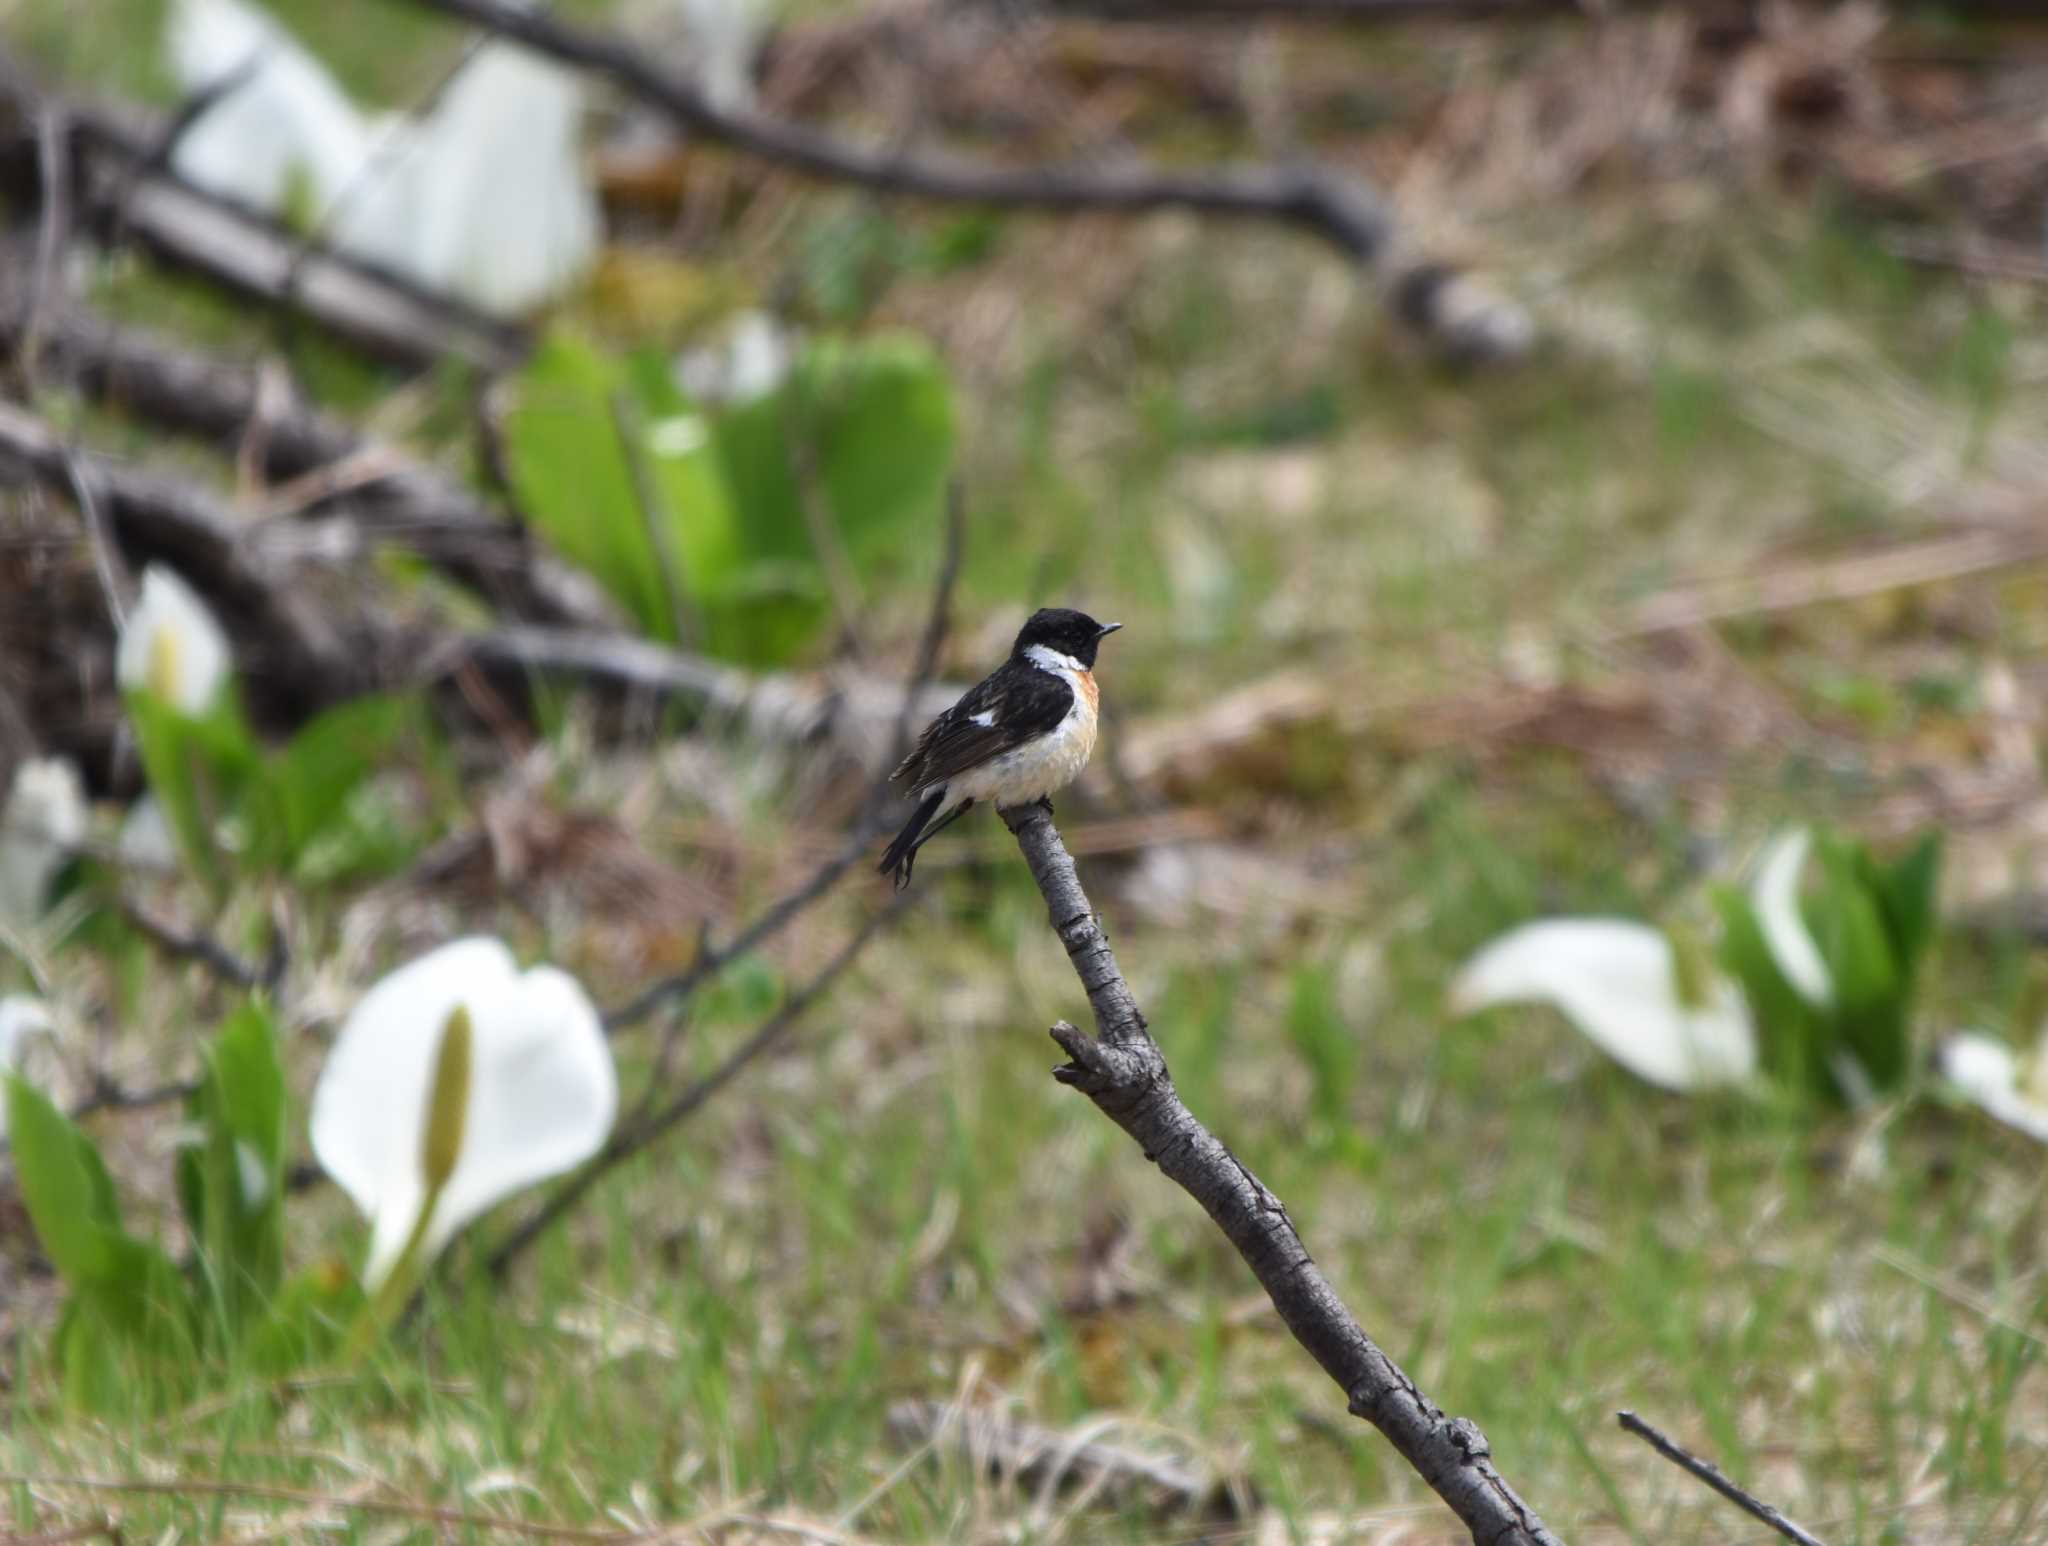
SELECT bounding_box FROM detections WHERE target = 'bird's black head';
[1013,607,1122,668]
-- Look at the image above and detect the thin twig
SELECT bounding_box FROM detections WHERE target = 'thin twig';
[999,800,1562,1545]
[117,897,282,993]
[598,493,964,1035]
[57,438,131,633]
[20,103,70,385]
[487,896,907,1278]
[1615,1411,1827,1546]
[68,1075,197,1122]
[491,500,965,1274]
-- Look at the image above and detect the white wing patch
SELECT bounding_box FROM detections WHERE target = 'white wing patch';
[968,710,995,727]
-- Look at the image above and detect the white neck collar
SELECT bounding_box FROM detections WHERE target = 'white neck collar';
[1024,644,1086,676]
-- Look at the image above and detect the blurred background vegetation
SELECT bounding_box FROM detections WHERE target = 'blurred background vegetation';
[4,0,2048,1541]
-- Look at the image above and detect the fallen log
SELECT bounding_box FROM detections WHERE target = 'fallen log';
[0,295,615,629]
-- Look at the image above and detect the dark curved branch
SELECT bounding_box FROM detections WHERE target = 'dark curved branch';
[1000,800,1564,1546]
[406,0,1531,360]
[411,0,1389,261]
[0,400,364,710]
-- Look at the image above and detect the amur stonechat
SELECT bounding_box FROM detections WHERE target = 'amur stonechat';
[879,607,1122,888]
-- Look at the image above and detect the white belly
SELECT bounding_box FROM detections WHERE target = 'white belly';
[951,705,1098,807]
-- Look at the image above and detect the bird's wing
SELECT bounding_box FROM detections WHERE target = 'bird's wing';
[891,667,1073,792]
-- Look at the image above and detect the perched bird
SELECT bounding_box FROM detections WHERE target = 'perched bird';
[880,608,1122,888]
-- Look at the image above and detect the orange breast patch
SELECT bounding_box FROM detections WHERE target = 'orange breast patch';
[1076,670,1099,713]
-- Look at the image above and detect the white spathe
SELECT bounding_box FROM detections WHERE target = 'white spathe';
[0,996,56,1137]
[310,937,617,1288]
[1937,1031,2048,1144]
[165,0,597,314]
[118,797,182,874]
[116,566,232,715]
[674,0,766,111]
[397,45,600,314]
[1450,919,1758,1092]
[0,757,87,925]
[169,0,373,211]
[1752,827,1833,1007]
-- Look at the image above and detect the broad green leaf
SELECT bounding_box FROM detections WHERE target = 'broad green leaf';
[504,332,735,642]
[258,695,417,870]
[1715,889,1830,1099]
[6,1076,126,1283]
[125,692,260,896]
[178,1004,289,1337]
[706,333,955,665]
[1811,837,1900,1013]
[1874,830,1943,981]
[1809,836,1911,1094]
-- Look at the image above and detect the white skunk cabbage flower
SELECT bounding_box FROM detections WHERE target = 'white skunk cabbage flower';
[0,758,86,925]
[311,937,616,1289]
[1448,826,1841,1093]
[0,996,56,1137]
[168,0,373,211]
[674,0,766,111]
[117,797,181,874]
[400,45,599,314]
[1937,1031,2048,1144]
[117,566,231,715]
[1450,919,1757,1092]
[1752,828,1832,1007]
[165,0,596,314]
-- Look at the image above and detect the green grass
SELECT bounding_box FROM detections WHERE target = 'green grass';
[9,7,2048,1538]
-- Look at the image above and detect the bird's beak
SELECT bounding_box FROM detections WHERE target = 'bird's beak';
[1095,622,1123,639]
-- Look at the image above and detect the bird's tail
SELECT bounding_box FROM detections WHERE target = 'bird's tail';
[879,789,947,889]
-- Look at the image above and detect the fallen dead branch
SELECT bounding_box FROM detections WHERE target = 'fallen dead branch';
[0,295,615,628]
[1616,1411,1827,1546]
[443,627,958,767]
[405,0,1530,362]
[0,399,365,710]
[998,799,1563,1545]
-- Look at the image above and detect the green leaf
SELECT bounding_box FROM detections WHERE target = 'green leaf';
[1811,838,1900,1010]
[504,331,736,642]
[1808,835,1911,1095]
[1715,889,1830,1100]
[56,1251,200,1412]
[247,1262,364,1374]
[1874,830,1943,981]
[504,327,955,667]
[256,695,417,871]
[179,1004,289,1338]
[125,691,260,896]
[6,1076,127,1283]
[706,333,954,664]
